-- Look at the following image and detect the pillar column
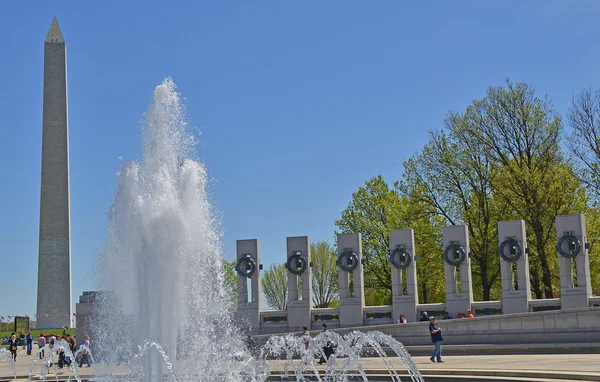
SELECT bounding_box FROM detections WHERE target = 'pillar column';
[442,225,474,317]
[286,236,312,332]
[337,233,364,327]
[390,229,419,322]
[498,220,531,314]
[236,239,262,334]
[556,214,592,309]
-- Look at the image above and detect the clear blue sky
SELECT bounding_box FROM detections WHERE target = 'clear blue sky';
[1,1,599,318]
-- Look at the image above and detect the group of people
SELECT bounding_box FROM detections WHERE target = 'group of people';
[5,330,35,361]
[417,309,475,322]
[390,309,476,364]
[3,330,92,368]
[300,324,334,364]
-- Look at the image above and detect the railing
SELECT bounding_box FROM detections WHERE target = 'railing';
[260,309,288,328]
[529,298,561,312]
[311,307,340,322]
[472,300,502,316]
[416,303,447,318]
[363,305,393,325]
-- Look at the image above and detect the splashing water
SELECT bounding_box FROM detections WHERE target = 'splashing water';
[0,348,16,380]
[83,78,423,382]
[261,330,424,382]
[94,78,262,381]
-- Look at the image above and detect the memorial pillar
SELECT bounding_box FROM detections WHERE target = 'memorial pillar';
[556,214,592,309]
[389,229,419,322]
[498,220,531,314]
[286,236,312,332]
[236,239,262,334]
[442,225,474,317]
[337,233,364,327]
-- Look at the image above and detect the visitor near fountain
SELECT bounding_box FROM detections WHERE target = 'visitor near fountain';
[26,330,33,355]
[78,335,91,367]
[37,334,46,359]
[302,326,310,349]
[318,324,334,364]
[8,335,18,362]
[65,334,76,353]
[429,316,444,363]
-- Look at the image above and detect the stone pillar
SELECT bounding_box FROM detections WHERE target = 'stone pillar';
[556,214,592,309]
[236,239,262,334]
[286,236,312,332]
[75,291,101,350]
[442,225,474,317]
[389,229,419,322]
[498,220,531,314]
[337,233,364,327]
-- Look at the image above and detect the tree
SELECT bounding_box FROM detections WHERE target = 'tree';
[399,128,506,301]
[262,264,288,310]
[335,176,401,303]
[222,259,238,307]
[394,193,446,304]
[336,175,445,304]
[568,87,600,203]
[458,80,582,298]
[310,240,339,308]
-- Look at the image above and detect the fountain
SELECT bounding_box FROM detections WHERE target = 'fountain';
[0,347,16,380]
[84,78,423,381]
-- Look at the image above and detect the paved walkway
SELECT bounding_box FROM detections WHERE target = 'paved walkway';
[1,352,599,380]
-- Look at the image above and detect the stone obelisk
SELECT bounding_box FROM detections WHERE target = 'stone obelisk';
[36,17,72,330]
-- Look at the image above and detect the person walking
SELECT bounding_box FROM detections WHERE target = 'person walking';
[26,330,33,355]
[37,334,46,359]
[8,334,18,362]
[429,316,444,363]
[318,324,334,364]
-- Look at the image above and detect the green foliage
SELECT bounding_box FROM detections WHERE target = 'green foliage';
[222,259,238,307]
[335,176,400,304]
[457,80,581,298]
[335,176,445,305]
[262,264,288,310]
[311,240,339,308]
[399,125,506,301]
[339,80,600,302]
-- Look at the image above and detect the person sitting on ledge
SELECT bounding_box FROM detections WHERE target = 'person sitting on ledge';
[442,312,451,320]
[466,309,475,318]
[419,311,430,322]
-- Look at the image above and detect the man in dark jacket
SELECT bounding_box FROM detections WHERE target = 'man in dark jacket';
[429,316,444,363]
[318,324,334,364]
[419,311,430,322]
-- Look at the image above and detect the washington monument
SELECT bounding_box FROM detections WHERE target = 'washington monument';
[36,17,72,329]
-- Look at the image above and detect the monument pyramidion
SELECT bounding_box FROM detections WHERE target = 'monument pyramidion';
[36,17,72,330]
